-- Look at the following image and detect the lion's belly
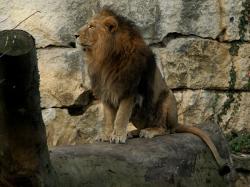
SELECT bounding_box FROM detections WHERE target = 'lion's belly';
[130,99,156,129]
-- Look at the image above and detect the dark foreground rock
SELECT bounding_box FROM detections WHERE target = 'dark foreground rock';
[50,122,234,187]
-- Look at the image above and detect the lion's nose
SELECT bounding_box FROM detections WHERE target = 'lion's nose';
[74,33,80,39]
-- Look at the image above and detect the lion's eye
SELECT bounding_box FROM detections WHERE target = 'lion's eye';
[88,25,95,29]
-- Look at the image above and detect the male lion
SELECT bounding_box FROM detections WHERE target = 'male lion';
[75,8,229,174]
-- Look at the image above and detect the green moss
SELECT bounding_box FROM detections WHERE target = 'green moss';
[244,78,250,90]
[217,63,236,124]
[217,93,234,124]
[228,1,249,56]
[243,70,250,90]
[229,64,236,90]
[239,0,250,41]
[228,42,240,56]
[226,132,250,153]
[218,1,249,127]
[217,64,241,127]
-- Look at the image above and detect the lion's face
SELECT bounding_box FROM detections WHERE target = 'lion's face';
[75,15,118,53]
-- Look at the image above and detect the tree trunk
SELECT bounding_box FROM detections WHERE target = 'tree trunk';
[0,30,57,187]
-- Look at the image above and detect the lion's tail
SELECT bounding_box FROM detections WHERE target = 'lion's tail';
[175,125,230,176]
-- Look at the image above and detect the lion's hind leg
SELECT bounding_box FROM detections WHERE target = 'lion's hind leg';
[139,127,166,138]
[139,89,176,139]
[127,129,141,138]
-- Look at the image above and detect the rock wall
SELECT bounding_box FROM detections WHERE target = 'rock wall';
[0,0,249,147]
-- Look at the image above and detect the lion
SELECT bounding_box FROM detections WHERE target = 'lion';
[75,8,230,175]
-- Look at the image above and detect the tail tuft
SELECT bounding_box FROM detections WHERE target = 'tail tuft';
[218,164,231,176]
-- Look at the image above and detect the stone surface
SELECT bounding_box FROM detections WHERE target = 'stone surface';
[232,154,250,187]
[43,108,78,147]
[175,90,250,133]
[38,38,250,109]
[50,122,233,187]
[38,48,85,108]
[153,38,231,89]
[42,90,249,147]
[26,0,249,148]
[2,0,248,157]
[232,153,250,171]
[43,103,138,147]
[154,39,250,90]
[0,0,248,48]
[43,103,103,147]
[0,0,99,47]
[234,43,250,90]
[1,1,249,186]
[235,174,250,187]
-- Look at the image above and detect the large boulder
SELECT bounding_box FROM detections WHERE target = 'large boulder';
[50,122,233,187]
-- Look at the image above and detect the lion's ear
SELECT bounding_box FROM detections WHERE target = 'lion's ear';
[103,16,118,33]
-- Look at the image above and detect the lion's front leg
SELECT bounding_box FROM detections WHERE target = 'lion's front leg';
[96,103,116,142]
[110,97,134,144]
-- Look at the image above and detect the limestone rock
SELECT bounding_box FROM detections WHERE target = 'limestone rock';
[38,48,85,108]
[99,0,248,42]
[75,102,103,144]
[43,103,139,147]
[2,0,247,150]
[235,174,250,187]
[154,38,250,90]
[174,90,250,133]
[1,0,248,48]
[0,0,99,47]
[43,103,103,147]
[44,90,249,147]
[154,38,231,89]
[43,108,78,147]
[234,43,250,90]
[232,153,250,171]
[232,154,250,187]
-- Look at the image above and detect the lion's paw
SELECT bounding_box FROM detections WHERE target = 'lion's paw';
[127,129,140,139]
[110,129,127,144]
[95,132,111,142]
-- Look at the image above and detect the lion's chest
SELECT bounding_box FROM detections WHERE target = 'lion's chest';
[89,70,128,107]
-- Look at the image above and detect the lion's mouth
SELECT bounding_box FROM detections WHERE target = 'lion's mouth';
[75,39,91,51]
[82,44,90,48]
[81,44,91,51]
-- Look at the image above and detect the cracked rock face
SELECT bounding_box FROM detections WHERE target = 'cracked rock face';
[38,48,85,108]
[0,0,249,47]
[43,103,103,147]
[1,0,249,147]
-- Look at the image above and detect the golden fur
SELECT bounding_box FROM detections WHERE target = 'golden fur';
[75,8,229,174]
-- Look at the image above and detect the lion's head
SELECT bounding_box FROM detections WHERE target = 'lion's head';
[75,8,145,64]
